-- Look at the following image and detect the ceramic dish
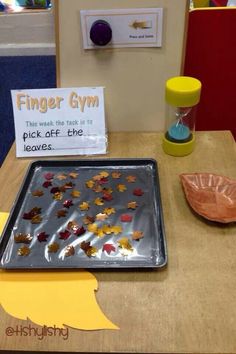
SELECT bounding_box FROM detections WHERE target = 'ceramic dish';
[180,173,236,223]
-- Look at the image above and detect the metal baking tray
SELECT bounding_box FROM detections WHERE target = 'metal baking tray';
[0,159,167,269]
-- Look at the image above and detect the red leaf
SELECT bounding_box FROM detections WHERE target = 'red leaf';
[44,172,54,180]
[102,192,113,201]
[120,214,133,222]
[102,243,116,254]
[63,199,74,208]
[23,207,41,220]
[50,187,60,194]
[133,188,144,196]
[43,181,52,188]
[37,232,49,242]
[73,226,86,236]
[59,230,71,240]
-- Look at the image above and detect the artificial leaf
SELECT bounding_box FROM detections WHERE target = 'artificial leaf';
[83,215,95,225]
[70,190,81,198]
[103,207,115,215]
[93,184,103,193]
[94,197,104,206]
[17,246,30,256]
[31,215,42,224]
[96,213,108,221]
[110,225,123,235]
[23,207,41,220]
[132,230,144,240]
[87,223,98,233]
[117,184,127,192]
[111,171,121,179]
[102,224,112,234]
[69,172,79,179]
[53,191,63,201]
[67,221,79,231]
[56,209,68,218]
[133,188,144,196]
[31,190,44,197]
[59,230,71,240]
[80,241,97,257]
[65,245,75,257]
[98,177,109,185]
[118,237,133,250]
[127,201,138,209]
[102,192,113,201]
[102,187,113,194]
[42,181,52,188]
[44,172,54,180]
[63,199,74,209]
[95,228,105,238]
[99,171,109,178]
[86,180,95,188]
[14,233,33,244]
[37,232,49,242]
[48,242,60,253]
[126,175,137,183]
[50,187,60,194]
[79,201,90,211]
[56,173,67,181]
[74,226,86,236]
[102,243,116,254]
[62,182,74,190]
[92,174,102,181]
[120,214,133,222]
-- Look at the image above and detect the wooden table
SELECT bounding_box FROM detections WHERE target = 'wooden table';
[0,131,236,353]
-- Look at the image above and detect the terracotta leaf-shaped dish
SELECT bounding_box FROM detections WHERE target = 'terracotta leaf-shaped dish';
[180,173,236,223]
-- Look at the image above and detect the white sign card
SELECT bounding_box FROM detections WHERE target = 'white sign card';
[11,87,107,157]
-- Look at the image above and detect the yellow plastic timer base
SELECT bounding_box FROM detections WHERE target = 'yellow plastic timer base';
[162,134,195,157]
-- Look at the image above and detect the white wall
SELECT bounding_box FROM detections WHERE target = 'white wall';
[0,9,55,56]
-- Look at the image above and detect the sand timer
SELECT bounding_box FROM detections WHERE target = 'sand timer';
[162,76,202,156]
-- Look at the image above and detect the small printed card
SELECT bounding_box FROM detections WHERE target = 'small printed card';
[11,87,107,157]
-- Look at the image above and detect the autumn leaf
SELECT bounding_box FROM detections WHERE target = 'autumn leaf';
[14,233,33,244]
[23,207,41,220]
[48,242,60,253]
[94,197,104,206]
[117,184,127,192]
[87,223,98,233]
[120,214,133,222]
[118,237,133,251]
[96,213,108,221]
[31,190,44,197]
[102,192,113,201]
[17,246,30,256]
[65,245,75,257]
[102,224,112,234]
[44,172,54,180]
[102,243,116,254]
[56,173,67,181]
[111,171,121,179]
[70,190,81,198]
[69,172,79,179]
[63,199,74,209]
[62,182,74,190]
[80,241,97,257]
[79,201,90,211]
[37,232,49,242]
[50,187,60,194]
[132,231,144,241]
[83,215,95,225]
[95,228,105,238]
[126,175,136,183]
[86,180,95,188]
[73,226,86,236]
[93,184,103,193]
[53,192,63,200]
[31,215,42,224]
[103,207,115,215]
[133,188,144,196]
[110,225,123,235]
[127,201,138,209]
[56,209,68,218]
[99,171,109,178]
[59,230,71,240]
[42,181,52,188]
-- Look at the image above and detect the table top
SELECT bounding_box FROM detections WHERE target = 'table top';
[0,131,236,353]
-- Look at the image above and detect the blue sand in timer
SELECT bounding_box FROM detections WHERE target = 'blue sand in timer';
[167,107,192,143]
